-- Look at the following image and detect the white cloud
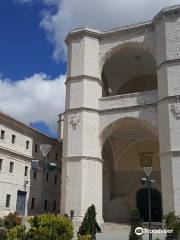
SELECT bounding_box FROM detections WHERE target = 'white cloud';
[0,73,66,133]
[40,0,180,61]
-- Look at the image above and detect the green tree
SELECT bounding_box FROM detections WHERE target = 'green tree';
[129,209,143,240]
[78,205,99,240]
[164,212,180,240]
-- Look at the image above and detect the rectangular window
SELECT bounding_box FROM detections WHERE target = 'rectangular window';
[31,197,35,210]
[26,141,30,149]
[5,194,11,208]
[33,170,37,179]
[55,175,57,185]
[1,130,5,140]
[9,162,14,173]
[44,199,48,211]
[0,159,2,171]
[53,201,56,211]
[46,173,49,182]
[24,166,28,177]
[55,153,58,161]
[11,134,16,144]
[35,144,38,153]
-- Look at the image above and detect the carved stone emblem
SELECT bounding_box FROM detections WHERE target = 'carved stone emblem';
[171,103,180,120]
[69,113,80,129]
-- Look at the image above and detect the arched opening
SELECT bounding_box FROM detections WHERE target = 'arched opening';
[136,188,162,222]
[101,46,157,97]
[102,117,161,223]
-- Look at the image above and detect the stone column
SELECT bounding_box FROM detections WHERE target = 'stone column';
[155,9,180,215]
[60,28,103,222]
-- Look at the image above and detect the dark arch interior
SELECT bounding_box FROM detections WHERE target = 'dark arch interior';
[136,188,162,222]
[102,47,157,97]
[102,117,161,223]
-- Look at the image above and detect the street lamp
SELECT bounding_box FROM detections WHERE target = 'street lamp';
[140,154,153,240]
[40,144,52,213]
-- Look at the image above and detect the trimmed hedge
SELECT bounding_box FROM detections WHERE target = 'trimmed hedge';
[26,214,73,240]
[7,225,26,240]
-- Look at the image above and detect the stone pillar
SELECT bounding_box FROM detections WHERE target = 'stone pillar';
[155,9,180,215]
[61,29,103,222]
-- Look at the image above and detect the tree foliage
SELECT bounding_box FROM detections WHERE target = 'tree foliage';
[164,212,180,239]
[129,209,143,240]
[78,205,98,240]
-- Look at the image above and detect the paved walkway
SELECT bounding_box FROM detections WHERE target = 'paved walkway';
[74,222,167,240]
[96,223,166,240]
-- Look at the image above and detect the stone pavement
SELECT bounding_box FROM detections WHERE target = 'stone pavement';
[73,222,167,240]
[96,223,166,240]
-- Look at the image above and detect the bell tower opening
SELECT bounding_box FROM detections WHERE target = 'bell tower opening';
[101,47,157,97]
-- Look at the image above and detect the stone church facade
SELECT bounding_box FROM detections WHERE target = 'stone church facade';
[60,5,180,223]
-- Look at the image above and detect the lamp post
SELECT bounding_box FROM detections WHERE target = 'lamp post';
[140,155,153,240]
[40,144,52,213]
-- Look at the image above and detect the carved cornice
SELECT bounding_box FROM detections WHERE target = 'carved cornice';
[158,95,180,104]
[153,4,180,24]
[99,90,158,102]
[159,150,180,158]
[65,107,99,114]
[65,27,102,44]
[65,103,157,115]
[65,5,180,47]
[157,58,180,70]
[65,75,102,86]
[65,21,153,45]
[62,156,103,163]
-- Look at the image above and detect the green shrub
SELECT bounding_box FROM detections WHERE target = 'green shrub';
[128,209,142,240]
[0,217,4,227]
[78,205,98,240]
[7,225,26,240]
[0,227,7,240]
[3,213,22,229]
[164,212,180,239]
[77,234,92,240]
[25,214,73,240]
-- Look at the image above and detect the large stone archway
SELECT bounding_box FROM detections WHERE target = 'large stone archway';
[101,117,161,223]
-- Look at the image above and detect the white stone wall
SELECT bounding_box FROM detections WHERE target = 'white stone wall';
[63,5,180,222]
[0,124,32,158]
[155,9,180,215]
[0,114,62,217]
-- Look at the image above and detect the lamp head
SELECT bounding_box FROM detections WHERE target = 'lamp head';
[40,144,52,157]
[143,166,152,177]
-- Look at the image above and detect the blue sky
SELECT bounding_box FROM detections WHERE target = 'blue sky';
[0,1,66,80]
[0,0,179,138]
[0,0,66,137]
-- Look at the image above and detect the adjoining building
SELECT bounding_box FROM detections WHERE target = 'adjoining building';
[0,112,62,217]
[60,5,180,223]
